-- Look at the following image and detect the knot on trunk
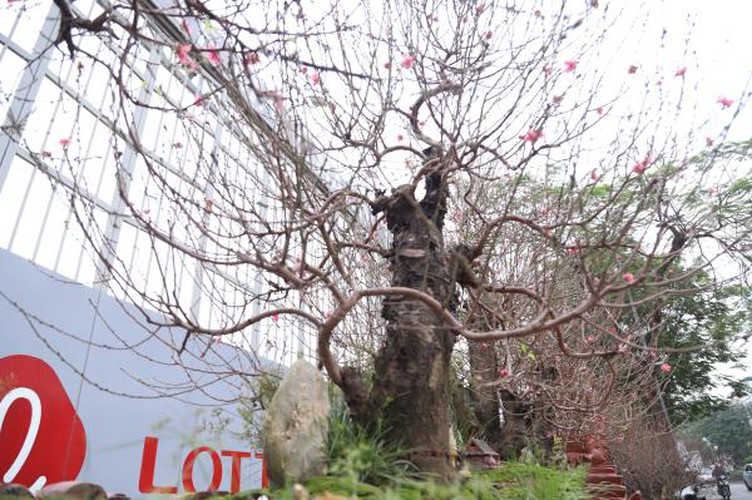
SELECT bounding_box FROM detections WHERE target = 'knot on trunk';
[340,366,370,423]
[371,184,418,231]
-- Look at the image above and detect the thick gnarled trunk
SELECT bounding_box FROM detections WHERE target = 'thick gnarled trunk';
[343,153,458,478]
[373,210,455,476]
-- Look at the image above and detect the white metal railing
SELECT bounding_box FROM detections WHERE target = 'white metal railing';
[0,0,323,367]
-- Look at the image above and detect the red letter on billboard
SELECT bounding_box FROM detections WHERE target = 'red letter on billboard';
[221,450,251,493]
[254,452,269,489]
[138,436,178,494]
[0,355,86,491]
[182,447,222,492]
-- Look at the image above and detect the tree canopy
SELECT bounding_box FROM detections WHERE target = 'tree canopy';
[4,0,751,477]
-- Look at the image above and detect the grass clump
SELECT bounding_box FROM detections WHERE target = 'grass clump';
[470,462,590,499]
[326,388,416,491]
[232,461,589,499]
[232,387,589,499]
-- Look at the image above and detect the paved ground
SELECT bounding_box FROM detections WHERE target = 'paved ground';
[698,480,751,499]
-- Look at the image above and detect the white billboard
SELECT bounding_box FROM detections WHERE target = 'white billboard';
[0,249,267,496]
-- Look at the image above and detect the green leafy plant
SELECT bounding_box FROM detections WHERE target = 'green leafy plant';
[327,387,416,489]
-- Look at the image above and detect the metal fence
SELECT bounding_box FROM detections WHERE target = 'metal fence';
[0,0,320,367]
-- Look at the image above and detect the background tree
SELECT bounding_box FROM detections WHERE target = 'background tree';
[679,402,752,466]
[659,281,748,423]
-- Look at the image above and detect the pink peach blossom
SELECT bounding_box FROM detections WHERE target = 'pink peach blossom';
[206,47,221,65]
[622,272,635,283]
[177,45,198,71]
[718,96,734,108]
[177,44,191,64]
[520,129,543,143]
[632,157,652,174]
[400,55,415,70]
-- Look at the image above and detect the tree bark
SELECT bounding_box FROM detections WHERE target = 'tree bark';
[497,389,531,460]
[344,151,458,479]
[468,339,503,451]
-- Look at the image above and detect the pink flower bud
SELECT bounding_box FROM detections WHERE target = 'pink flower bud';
[400,55,415,70]
[718,96,734,108]
[520,129,543,143]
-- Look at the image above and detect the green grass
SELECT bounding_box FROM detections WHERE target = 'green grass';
[231,461,590,499]
[231,386,590,499]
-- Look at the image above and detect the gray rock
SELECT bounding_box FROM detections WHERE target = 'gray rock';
[0,483,34,497]
[37,481,107,500]
[263,359,330,486]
